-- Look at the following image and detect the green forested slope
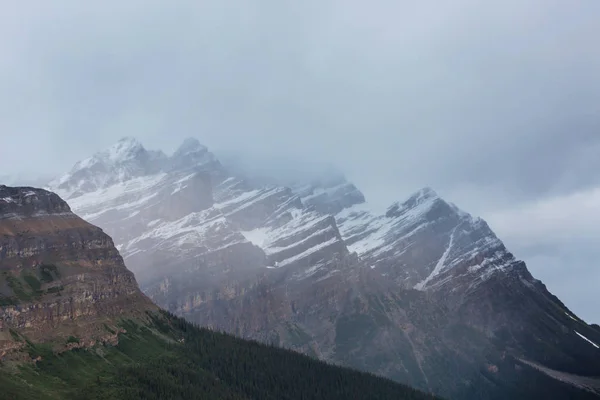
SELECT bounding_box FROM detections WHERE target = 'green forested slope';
[0,311,440,400]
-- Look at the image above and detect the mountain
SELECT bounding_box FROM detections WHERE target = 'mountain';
[0,184,438,400]
[49,138,600,399]
[0,184,155,352]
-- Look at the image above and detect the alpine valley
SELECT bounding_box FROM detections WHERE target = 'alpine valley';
[43,137,600,399]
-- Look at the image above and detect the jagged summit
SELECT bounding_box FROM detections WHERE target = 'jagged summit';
[410,186,438,201]
[385,186,447,219]
[115,136,140,144]
[173,137,208,156]
[49,137,226,199]
[105,136,146,161]
[401,187,442,207]
[296,180,366,215]
[169,137,220,173]
[70,137,153,171]
[336,184,516,293]
[49,137,166,197]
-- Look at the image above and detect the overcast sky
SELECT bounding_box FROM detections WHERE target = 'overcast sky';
[1,1,599,322]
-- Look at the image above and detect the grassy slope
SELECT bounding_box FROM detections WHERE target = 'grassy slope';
[0,311,439,400]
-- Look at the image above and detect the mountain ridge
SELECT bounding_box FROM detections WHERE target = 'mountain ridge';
[45,136,600,399]
[0,184,440,400]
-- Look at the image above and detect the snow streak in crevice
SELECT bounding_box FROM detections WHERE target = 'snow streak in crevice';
[414,227,457,290]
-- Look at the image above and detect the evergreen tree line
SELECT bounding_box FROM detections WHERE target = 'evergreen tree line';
[75,312,434,400]
[0,310,438,400]
[79,311,440,399]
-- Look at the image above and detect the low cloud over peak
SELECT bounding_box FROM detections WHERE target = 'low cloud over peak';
[1,0,599,321]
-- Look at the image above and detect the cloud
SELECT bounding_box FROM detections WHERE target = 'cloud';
[1,1,599,202]
[1,0,599,321]
[487,187,600,323]
[488,188,600,246]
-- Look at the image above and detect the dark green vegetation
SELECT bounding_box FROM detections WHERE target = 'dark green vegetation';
[0,311,440,400]
[0,264,63,305]
[66,336,80,344]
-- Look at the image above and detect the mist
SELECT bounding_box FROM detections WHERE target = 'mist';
[1,0,599,322]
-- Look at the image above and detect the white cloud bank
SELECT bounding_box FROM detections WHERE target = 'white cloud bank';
[487,187,600,323]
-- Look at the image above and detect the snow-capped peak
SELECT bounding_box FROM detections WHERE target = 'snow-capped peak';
[407,187,439,204]
[49,137,168,198]
[385,187,442,219]
[173,137,208,157]
[168,137,219,172]
[67,137,149,174]
[105,137,145,162]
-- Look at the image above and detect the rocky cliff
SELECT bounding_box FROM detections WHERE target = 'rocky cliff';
[0,185,155,359]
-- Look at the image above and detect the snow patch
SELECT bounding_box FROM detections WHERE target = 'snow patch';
[268,227,335,254]
[214,189,261,209]
[171,184,188,195]
[225,188,287,215]
[414,227,456,290]
[127,210,140,219]
[64,173,167,220]
[575,331,599,349]
[565,312,578,322]
[467,250,516,275]
[175,173,196,185]
[241,228,270,248]
[294,262,326,280]
[300,182,352,203]
[278,237,339,267]
[125,209,240,252]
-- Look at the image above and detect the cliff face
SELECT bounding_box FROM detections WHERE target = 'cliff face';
[0,185,155,357]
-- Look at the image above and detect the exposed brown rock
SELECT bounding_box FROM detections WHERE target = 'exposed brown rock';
[0,185,156,355]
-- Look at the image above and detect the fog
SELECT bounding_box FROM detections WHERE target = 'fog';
[1,0,599,321]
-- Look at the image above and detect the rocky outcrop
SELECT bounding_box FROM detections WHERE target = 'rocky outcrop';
[0,186,155,356]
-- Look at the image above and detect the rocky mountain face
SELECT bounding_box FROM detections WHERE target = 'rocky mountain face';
[0,186,439,400]
[49,137,600,399]
[0,185,155,359]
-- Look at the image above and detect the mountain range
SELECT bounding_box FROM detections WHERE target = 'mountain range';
[11,136,600,399]
[0,184,438,400]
